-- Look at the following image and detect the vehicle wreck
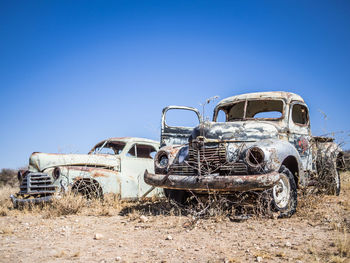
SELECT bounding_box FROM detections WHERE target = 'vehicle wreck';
[145,92,344,217]
[11,137,163,207]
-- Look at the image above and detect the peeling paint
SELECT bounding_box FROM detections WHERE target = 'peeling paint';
[146,91,343,195]
[12,137,164,206]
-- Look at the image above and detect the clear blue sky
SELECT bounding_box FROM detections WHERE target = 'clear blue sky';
[0,0,349,169]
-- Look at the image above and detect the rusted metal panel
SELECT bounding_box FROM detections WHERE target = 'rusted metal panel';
[144,170,281,191]
[147,91,342,197]
[161,106,201,146]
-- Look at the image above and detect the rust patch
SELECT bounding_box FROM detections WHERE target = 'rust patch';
[92,172,108,178]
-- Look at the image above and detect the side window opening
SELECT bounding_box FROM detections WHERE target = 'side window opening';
[127,144,157,159]
[127,145,136,157]
[292,104,309,125]
[165,109,200,127]
[216,109,227,122]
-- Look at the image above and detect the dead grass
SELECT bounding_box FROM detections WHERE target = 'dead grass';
[0,186,17,216]
[298,171,350,263]
[0,187,127,218]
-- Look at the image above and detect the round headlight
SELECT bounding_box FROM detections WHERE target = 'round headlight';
[178,146,189,163]
[156,152,169,169]
[245,147,265,168]
[53,167,61,180]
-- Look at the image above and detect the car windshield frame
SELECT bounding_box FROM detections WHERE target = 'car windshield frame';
[214,99,285,122]
[88,140,126,155]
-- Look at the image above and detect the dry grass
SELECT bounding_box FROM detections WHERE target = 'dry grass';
[1,172,350,262]
[297,171,350,263]
[0,187,126,218]
[0,186,17,216]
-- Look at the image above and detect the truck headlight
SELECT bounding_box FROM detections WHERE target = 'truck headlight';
[178,146,189,163]
[245,147,265,168]
[155,151,169,169]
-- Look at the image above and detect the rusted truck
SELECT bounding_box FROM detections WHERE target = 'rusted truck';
[11,137,163,207]
[145,92,344,217]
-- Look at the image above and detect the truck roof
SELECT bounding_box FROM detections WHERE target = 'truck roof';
[216,91,305,107]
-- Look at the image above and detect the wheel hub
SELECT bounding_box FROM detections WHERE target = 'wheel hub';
[273,174,291,209]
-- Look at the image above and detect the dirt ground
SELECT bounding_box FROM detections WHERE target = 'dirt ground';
[0,172,349,263]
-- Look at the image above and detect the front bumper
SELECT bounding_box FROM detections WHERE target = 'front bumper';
[144,170,280,192]
[10,194,53,208]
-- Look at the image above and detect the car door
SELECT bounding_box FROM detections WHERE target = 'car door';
[288,102,313,171]
[161,106,201,146]
[121,143,158,198]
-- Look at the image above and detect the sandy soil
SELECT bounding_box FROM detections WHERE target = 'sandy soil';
[1,174,349,263]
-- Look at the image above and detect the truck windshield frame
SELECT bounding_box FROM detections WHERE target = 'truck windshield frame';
[214,99,285,122]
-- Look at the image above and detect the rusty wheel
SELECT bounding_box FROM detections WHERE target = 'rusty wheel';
[271,166,297,218]
[71,179,103,200]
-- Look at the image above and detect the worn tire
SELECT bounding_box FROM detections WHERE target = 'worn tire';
[164,189,189,205]
[320,160,341,196]
[271,166,297,218]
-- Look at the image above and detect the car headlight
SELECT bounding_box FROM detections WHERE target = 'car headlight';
[178,146,189,163]
[245,147,265,168]
[53,167,61,180]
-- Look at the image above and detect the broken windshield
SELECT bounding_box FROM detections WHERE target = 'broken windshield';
[216,99,284,122]
[89,141,126,155]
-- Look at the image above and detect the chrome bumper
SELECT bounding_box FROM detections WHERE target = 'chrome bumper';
[10,194,53,208]
[144,170,280,192]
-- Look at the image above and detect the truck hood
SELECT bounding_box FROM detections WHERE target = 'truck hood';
[191,121,279,141]
[29,152,120,172]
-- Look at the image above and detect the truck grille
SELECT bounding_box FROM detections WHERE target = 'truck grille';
[170,143,248,176]
[19,173,57,195]
[169,164,195,176]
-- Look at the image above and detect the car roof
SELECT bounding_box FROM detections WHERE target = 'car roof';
[96,137,159,146]
[216,91,305,107]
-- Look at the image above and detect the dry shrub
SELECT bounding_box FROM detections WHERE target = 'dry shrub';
[43,192,124,218]
[0,186,17,216]
[296,190,324,220]
[0,169,18,187]
[43,193,86,218]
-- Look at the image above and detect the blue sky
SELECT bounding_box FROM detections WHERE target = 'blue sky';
[0,0,349,169]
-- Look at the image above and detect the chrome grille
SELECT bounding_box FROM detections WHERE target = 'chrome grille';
[19,173,57,195]
[169,164,195,176]
[169,143,248,176]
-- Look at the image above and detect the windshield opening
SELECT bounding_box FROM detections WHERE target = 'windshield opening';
[216,99,284,122]
[89,141,126,155]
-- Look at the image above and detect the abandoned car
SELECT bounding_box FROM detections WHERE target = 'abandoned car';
[145,92,344,217]
[11,137,163,207]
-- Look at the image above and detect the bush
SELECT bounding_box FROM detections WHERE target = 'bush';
[0,169,18,187]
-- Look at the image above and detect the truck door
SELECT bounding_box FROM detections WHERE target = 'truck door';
[161,106,201,146]
[288,102,313,171]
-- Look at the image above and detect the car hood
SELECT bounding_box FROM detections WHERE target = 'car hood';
[28,152,120,172]
[191,121,279,141]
